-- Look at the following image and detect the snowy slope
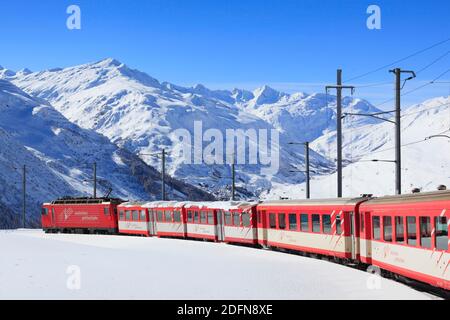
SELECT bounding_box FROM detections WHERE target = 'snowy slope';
[0,229,434,300]
[264,96,450,199]
[5,59,384,198]
[0,80,212,228]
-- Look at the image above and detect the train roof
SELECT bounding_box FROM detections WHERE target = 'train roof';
[260,197,369,207]
[141,200,258,210]
[48,197,124,205]
[363,189,450,205]
[118,201,149,207]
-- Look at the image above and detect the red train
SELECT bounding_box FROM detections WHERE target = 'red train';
[42,191,450,293]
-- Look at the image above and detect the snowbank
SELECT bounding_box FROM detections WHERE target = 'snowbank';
[0,230,435,300]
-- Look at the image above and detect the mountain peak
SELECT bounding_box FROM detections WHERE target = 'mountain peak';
[17,68,32,76]
[252,85,284,105]
[95,58,123,68]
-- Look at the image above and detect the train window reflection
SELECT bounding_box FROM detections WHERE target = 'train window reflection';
[269,213,276,229]
[407,217,417,246]
[323,215,331,234]
[435,217,448,251]
[300,214,309,232]
[278,213,286,230]
[420,217,432,249]
[395,216,405,243]
[174,211,181,223]
[312,214,320,233]
[233,212,240,226]
[383,216,392,242]
[336,214,342,234]
[224,211,232,225]
[288,213,297,231]
[242,213,251,227]
[372,216,380,240]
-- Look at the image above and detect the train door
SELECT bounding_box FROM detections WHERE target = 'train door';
[261,210,268,247]
[148,209,157,236]
[181,209,188,237]
[349,211,357,260]
[51,207,56,229]
[360,211,372,263]
[215,210,225,242]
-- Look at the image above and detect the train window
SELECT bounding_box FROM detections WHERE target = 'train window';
[258,211,262,223]
[119,210,124,220]
[194,211,199,223]
[132,210,139,221]
[336,214,342,234]
[224,211,232,225]
[383,216,392,242]
[288,213,297,231]
[42,208,48,215]
[395,216,405,243]
[188,210,193,223]
[269,213,277,229]
[233,212,241,226]
[242,212,251,227]
[104,207,109,215]
[140,210,146,221]
[312,214,321,233]
[360,213,364,232]
[164,210,172,222]
[435,217,448,251]
[126,210,131,221]
[200,211,207,224]
[174,211,181,223]
[372,216,380,240]
[407,217,417,246]
[419,217,432,249]
[323,215,331,234]
[278,213,286,230]
[157,210,163,222]
[207,211,214,225]
[300,214,309,232]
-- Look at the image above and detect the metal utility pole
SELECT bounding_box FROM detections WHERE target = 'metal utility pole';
[304,142,310,199]
[389,68,416,195]
[231,161,236,201]
[161,148,166,201]
[326,69,355,198]
[22,165,26,228]
[93,162,97,198]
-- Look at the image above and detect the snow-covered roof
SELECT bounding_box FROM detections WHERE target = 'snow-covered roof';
[260,197,368,207]
[118,201,149,207]
[141,200,258,211]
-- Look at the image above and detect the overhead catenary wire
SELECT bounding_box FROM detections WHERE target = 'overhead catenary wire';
[344,37,450,83]
[416,50,450,75]
[372,66,450,109]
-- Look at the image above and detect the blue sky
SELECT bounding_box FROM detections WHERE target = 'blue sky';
[0,0,449,107]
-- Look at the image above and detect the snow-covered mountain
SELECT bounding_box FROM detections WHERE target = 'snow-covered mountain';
[5,58,447,203]
[0,79,213,228]
[3,58,385,199]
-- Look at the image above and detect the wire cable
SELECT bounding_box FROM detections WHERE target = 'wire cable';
[344,37,450,83]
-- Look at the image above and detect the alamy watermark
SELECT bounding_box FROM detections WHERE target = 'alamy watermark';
[173,121,280,175]
[366,265,382,290]
[366,5,381,30]
[66,265,81,290]
[66,5,81,30]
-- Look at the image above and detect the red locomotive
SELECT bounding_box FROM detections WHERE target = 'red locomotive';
[42,197,123,234]
[42,190,449,292]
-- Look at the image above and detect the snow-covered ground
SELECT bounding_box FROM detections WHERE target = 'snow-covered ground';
[0,229,437,300]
